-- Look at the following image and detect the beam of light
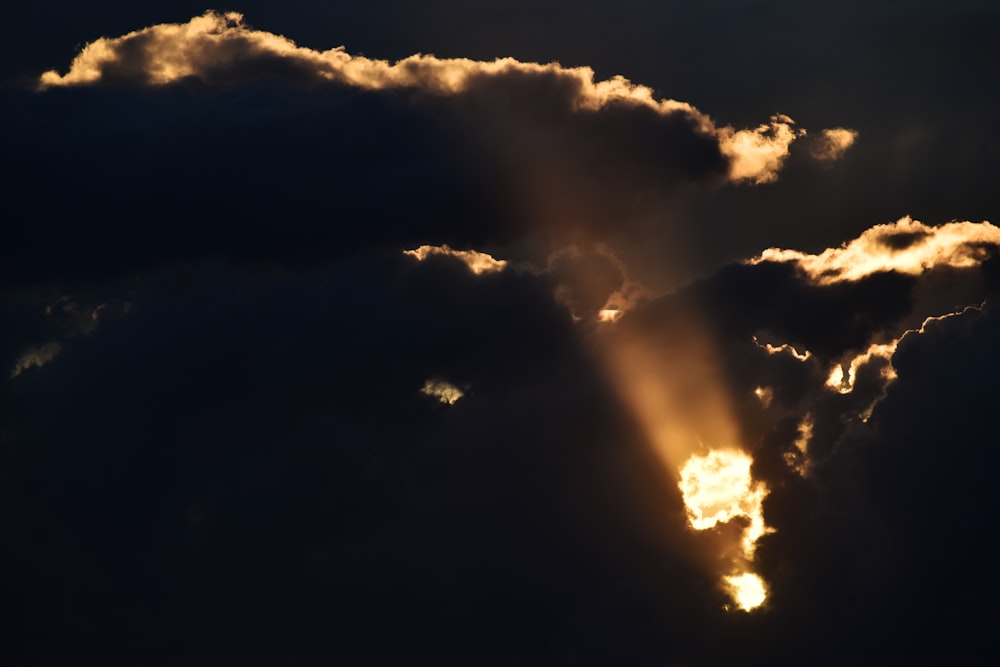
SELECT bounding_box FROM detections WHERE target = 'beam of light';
[9,342,62,378]
[750,217,1000,284]
[723,572,768,612]
[37,12,854,186]
[403,245,507,275]
[421,379,464,405]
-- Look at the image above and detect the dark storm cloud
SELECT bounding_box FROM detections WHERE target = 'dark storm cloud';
[1,11,865,289]
[0,252,723,665]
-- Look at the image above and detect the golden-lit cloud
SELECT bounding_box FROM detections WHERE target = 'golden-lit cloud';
[718,115,805,185]
[421,379,464,405]
[809,127,858,161]
[9,342,62,378]
[752,217,1000,284]
[38,11,850,186]
[403,245,507,275]
[826,303,983,421]
[752,335,811,361]
[784,413,813,476]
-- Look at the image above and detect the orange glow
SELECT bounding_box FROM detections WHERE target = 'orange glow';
[723,572,768,611]
[403,245,507,275]
[597,308,623,323]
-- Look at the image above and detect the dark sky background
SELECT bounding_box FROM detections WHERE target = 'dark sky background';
[2,3,999,666]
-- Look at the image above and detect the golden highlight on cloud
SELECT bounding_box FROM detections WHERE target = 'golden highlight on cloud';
[403,245,507,275]
[809,127,859,161]
[785,414,813,477]
[38,11,851,186]
[719,115,805,184]
[752,217,1000,284]
[420,379,464,405]
[752,335,812,361]
[826,303,983,421]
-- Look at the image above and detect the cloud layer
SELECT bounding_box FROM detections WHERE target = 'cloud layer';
[3,7,998,666]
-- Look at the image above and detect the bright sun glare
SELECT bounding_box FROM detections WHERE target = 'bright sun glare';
[679,449,772,611]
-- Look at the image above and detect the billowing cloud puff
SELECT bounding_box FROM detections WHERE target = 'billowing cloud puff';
[38,11,852,187]
[807,127,858,162]
[751,217,1000,284]
[718,114,805,184]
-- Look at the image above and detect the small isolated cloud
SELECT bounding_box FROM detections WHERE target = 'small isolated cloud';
[808,127,858,162]
[751,217,1000,284]
[10,341,62,378]
[403,245,507,275]
[719,114,805,184]
[420,379,464,405]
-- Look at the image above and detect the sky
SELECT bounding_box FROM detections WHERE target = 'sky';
[2,3,999,665]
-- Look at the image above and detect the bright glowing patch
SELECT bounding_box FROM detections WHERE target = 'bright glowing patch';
[754,386,773,407]
[724,573,768,611]
[679,449,773,611]
[421,379,464,405]
[403,245,507,275]
[598,308,622,323]
[678,449,772,558]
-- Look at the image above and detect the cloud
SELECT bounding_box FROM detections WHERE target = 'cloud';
[421,378,464,404]
[751,216,1000,284]
[403,245,507,275]
[36,11,852,189]
[9,341,62,378]
[807,127,859,161]
[718,114,805,184]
